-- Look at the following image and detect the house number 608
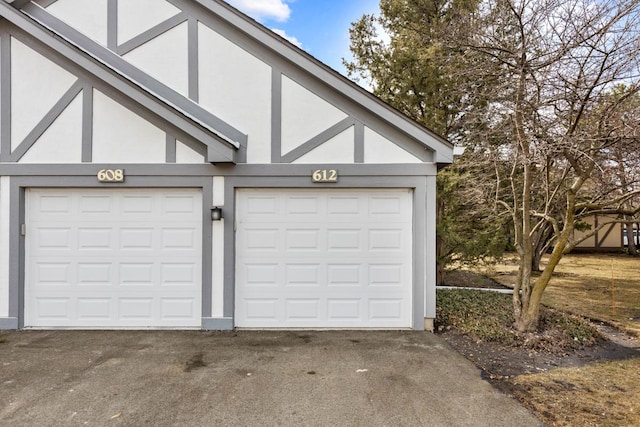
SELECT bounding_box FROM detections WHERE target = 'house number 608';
[97,169,125,183]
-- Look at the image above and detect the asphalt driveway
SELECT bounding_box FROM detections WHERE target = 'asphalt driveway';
[0,331,540,426]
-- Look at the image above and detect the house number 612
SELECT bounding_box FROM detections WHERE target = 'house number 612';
[97,169,125,183]
[312,169,338,183]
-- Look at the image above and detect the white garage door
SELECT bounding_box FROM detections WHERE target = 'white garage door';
[25,188,202,329]
[235,189,413,328]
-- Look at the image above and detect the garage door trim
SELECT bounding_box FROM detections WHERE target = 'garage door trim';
[8,176,214,329]
[223,175,432,331]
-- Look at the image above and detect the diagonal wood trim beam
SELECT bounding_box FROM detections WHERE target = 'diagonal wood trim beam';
[9,79,83,162]
[281,117,355,163]
[115,12,188,56]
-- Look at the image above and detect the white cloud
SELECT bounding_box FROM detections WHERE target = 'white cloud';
[270,28,302,48]
[226,0,291,23]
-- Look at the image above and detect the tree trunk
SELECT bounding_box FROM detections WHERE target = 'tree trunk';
[531,225,552,272]
[436,258,446,285]
[514,295,541,332]
[515,182,581,332]
[626,220,638,256]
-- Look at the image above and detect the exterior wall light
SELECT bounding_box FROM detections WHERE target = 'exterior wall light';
[211,206,223,221]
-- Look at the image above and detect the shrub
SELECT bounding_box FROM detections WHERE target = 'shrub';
[436,289,600,351]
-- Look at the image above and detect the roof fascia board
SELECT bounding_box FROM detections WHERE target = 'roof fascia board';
[7,2,239,163]
[186,0,454,164]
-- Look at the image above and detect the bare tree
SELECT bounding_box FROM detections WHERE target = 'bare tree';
[347,0,640,331]
[457,0,640,331]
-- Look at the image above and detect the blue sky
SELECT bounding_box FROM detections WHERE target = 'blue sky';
[226,0,381,74]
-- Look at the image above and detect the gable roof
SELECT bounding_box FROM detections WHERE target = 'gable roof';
[4,0,454,165]
[191,0,454,164]
[0,0,240,163]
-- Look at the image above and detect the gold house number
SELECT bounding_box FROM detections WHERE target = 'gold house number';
[97,169,125,183]
[312,169,338,183]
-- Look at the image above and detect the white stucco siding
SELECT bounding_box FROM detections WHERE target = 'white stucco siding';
[0,177,9,317]
[293,127,355,164]
[11,38,77,151]
[46,0,108,46]
[364,127,422,164]
[117,0,182,45]
[211,177,225,318]
[92,90,166,163]
[19,94,83,164]
[176,141,205,164]
[281,76,348,156]
[198,24,271,164]
[124,22,189,97]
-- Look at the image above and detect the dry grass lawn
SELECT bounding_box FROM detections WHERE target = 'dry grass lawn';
[470,253,640,426]
[512,359,640,427]
[484,253,640,336]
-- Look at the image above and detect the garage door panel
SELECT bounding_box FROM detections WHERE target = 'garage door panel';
[285,264,321,286]
[79,195,112,213]
[327,299,360,320]
[161,227,198,249]
[236,189,413,328]
[369,196,404,214]
[243,228,279,251]
[327,196,360,215]
[77,298,112,319]
[78,263,112,284]
[36,227,73,249]
[327,229,361,250]
[286,299,321,320]
[286,228,321,251]
[285,196,320,215]
[243,299,279,320]
[369,299,404,319]
[121,195,154,214]
[26,188,202,328]
[245,195,278,215]
[38,194,72,213]
[78,227,113,249]
[161,263,197,284]
[162,195,199,214]
[327,264,360,286]
[242,263,279,285]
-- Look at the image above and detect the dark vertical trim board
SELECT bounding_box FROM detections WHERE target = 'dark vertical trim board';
[223,181,235,318]
[81,85,93,162]
[1,32,11,161]
[188,17,199,102]
[354,120,365,163]
[107,0,117,50]
[166,134,177,163]
[271,68,282,163]
[201,179,214,318]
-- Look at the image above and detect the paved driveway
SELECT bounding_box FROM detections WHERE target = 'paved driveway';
[0,331,540,426]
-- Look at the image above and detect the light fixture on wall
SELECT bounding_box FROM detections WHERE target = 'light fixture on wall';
[211,206,223,221]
